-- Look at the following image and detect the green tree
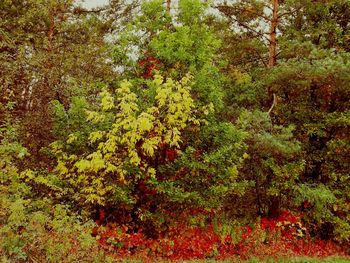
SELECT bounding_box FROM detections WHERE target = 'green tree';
[50,0,251,236]
[217,0,350,240]
[113,0,224,107]
[0,0,114,165]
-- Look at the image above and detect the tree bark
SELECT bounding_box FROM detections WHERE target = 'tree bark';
[268,0,279,68]
[267,0,281,218]
[267,0,279,115]
[166,0,171,15]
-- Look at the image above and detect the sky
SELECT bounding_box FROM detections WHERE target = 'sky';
[80,0,109,8]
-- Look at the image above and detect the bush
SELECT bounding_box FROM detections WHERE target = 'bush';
[0,121,110,262]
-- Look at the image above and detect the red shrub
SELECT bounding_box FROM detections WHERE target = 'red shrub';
[138,55,161,79]
[92,210,348,261]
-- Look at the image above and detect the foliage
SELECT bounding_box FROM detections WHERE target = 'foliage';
[262,52,350,241]
[91,214,346,261]
[0,121,110,262]
[1,0,350,260]
[114,0,224,108]
[51,74,198,203]
[0,0,114,164]
[233,110,303,218]
[217,0,350,242]
[50,72,250,237]
[0,200,109,262]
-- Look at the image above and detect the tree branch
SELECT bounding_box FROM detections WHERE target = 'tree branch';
[216,4,271,22]
[229,17,271,43]
[268,93,277,115]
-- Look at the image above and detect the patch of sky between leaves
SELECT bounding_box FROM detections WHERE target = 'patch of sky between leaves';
[79,0,109,9]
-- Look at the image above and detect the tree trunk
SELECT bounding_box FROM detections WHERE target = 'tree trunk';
[267,0,281,218]
[268,0,279,68]
[166,0,171,15]
[267,0,279,114]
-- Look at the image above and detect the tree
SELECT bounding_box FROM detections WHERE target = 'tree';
[50,0,251,236]
[0,0,114,165]
[216,1,350,240]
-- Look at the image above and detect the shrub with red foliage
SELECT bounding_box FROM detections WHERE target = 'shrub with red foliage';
[260,210,306,240]
[138,54,161,79]
[94,222,235,260]
[165,148,178,162]
[92,210,348,261]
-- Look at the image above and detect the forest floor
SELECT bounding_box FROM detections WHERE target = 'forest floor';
[197,257,350,263]
[120,257,350,263]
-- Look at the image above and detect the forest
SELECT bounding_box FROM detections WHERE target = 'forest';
[0,0,350,261]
